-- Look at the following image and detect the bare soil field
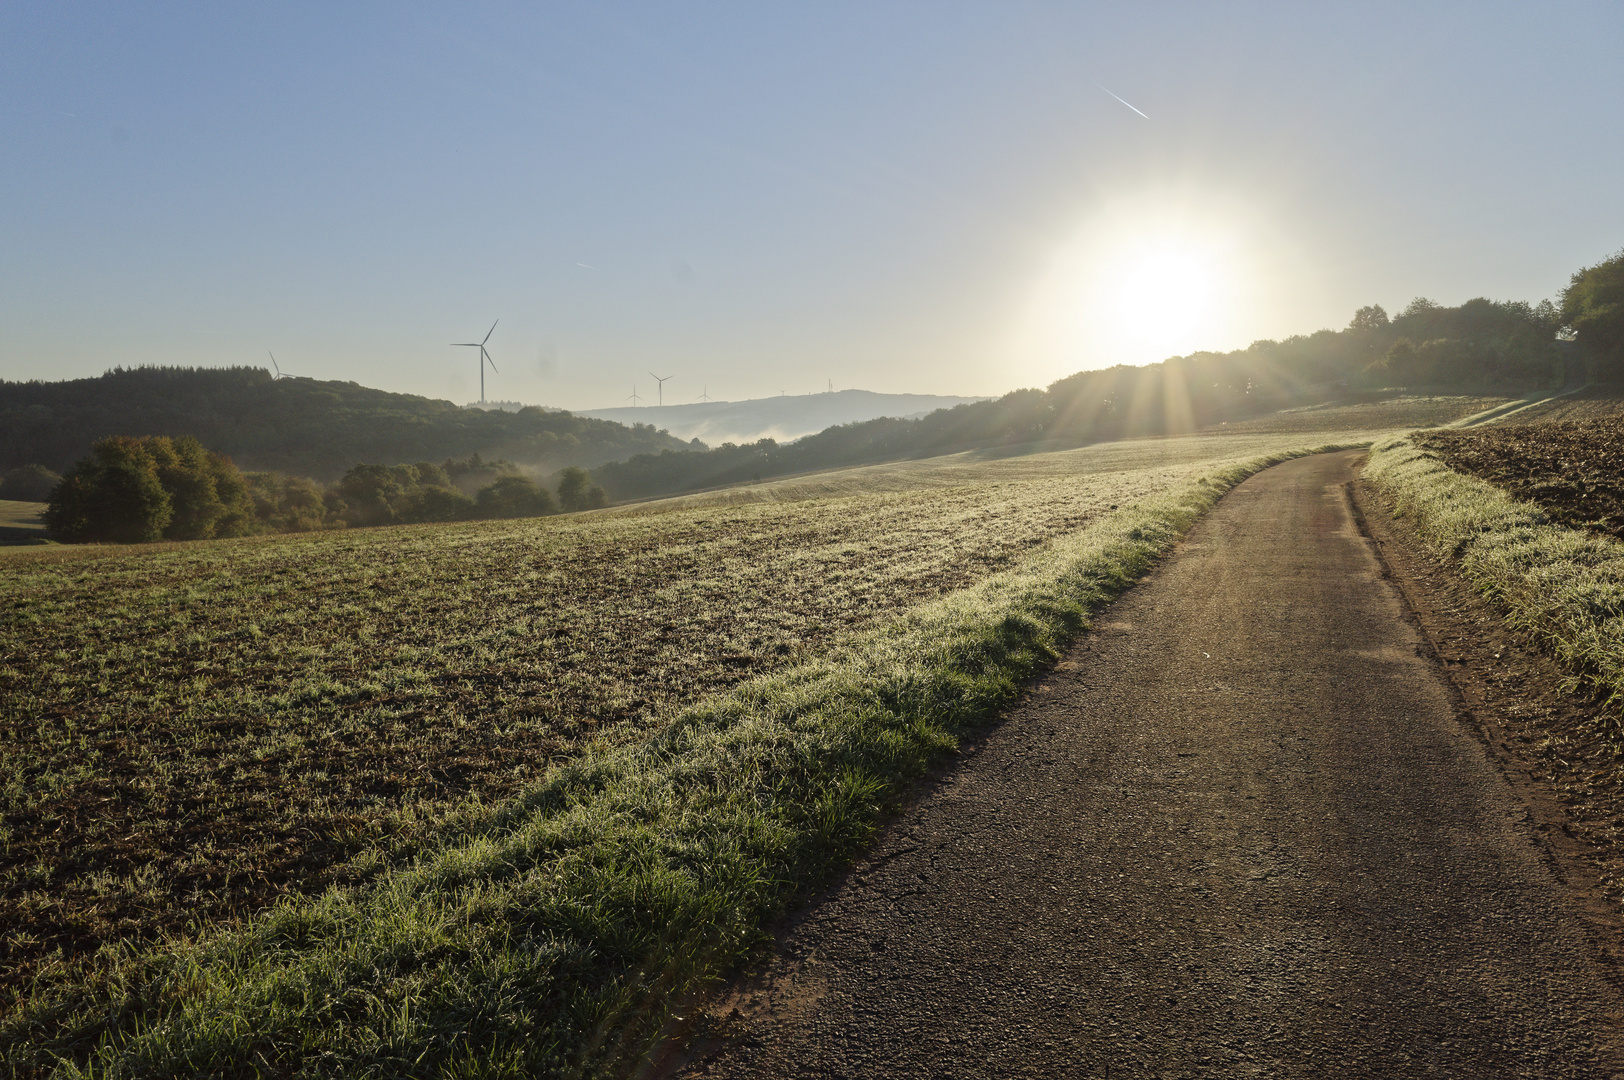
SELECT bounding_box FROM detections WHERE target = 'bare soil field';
[1421,415,1624,539]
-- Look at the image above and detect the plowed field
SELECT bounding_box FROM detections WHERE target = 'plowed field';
[1420,415,1624,539]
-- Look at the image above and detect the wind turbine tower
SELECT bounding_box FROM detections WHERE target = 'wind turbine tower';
[649,371,672,407]
[452,320,500,404]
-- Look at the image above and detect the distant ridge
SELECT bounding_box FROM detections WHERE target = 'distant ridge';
[0,366,692,480]
[578,389,988,445]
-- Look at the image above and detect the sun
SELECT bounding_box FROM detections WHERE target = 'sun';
[1005,190,1281,383]
[1115,247,1216,354]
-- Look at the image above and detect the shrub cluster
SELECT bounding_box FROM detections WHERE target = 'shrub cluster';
[41,435,253,543]
[0,462,61,501]
[43,443,609,543]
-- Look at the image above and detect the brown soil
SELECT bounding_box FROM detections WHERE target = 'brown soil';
[656,451,1624,1079]
[1421,414,1624,539]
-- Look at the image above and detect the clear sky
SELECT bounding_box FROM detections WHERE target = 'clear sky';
[3,2,1621,410]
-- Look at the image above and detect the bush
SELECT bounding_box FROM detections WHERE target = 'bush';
[154,436,254,540]
[336,463,408,527]
[245,473,340,533]
[44,456,171,543]
[476,475,556,519]
[410,485,478,522]
[0,463,61,502]
[556,466,608,512]
[42,436,255,544]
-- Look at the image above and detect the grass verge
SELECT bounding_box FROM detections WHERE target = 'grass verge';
[1365,435,1624,726]
[6,444,1353,1079]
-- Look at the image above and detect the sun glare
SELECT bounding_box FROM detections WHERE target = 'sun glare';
[1006,191,1286,384]
[1116,248,1215,353]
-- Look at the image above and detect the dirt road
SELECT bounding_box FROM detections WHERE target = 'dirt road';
[674,450,1624,1079]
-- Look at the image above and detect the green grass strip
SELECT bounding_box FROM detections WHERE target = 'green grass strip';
[7,444,1354,1079]
[1365,435,1624,725]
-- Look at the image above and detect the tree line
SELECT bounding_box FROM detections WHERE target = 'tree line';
[596,260,1624,502]
[15,249,1622,520]
[0,365,696,480]
[39,437,607,544]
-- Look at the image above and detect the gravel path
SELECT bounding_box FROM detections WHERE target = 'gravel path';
[672,450,1624,1079]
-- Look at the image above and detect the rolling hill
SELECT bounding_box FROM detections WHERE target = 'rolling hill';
[0,366,696,480]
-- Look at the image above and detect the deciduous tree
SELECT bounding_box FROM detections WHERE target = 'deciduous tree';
[1561,249,1624,369]
[475,474,555,518]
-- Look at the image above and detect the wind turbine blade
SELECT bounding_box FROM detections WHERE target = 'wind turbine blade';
[482,319,498,345]
[483,347,498,373]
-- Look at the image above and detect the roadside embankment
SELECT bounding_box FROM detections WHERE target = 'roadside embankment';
[5,443,1357,1079]
[1364,435,1624,725]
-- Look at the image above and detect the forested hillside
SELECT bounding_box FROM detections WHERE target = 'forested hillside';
[0,367,696,479]
[596,294,1570,499]
[9,269,1615,503]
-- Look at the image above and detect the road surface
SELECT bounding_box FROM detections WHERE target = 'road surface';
[673,450,1624,1079]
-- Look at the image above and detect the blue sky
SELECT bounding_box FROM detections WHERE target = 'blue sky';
[2,2,1621,409]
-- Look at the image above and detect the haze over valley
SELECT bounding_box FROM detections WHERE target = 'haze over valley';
[577,389,987,446]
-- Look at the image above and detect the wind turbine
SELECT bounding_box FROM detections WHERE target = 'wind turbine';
[697,384,713,402]
[267,352,291,380]
[626,384,643,406]
[649,371,672,407]
[452,320,499,404]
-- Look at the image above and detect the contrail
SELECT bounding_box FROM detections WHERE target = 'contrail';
[1097,84,1149,120]
[577,262,598,269]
